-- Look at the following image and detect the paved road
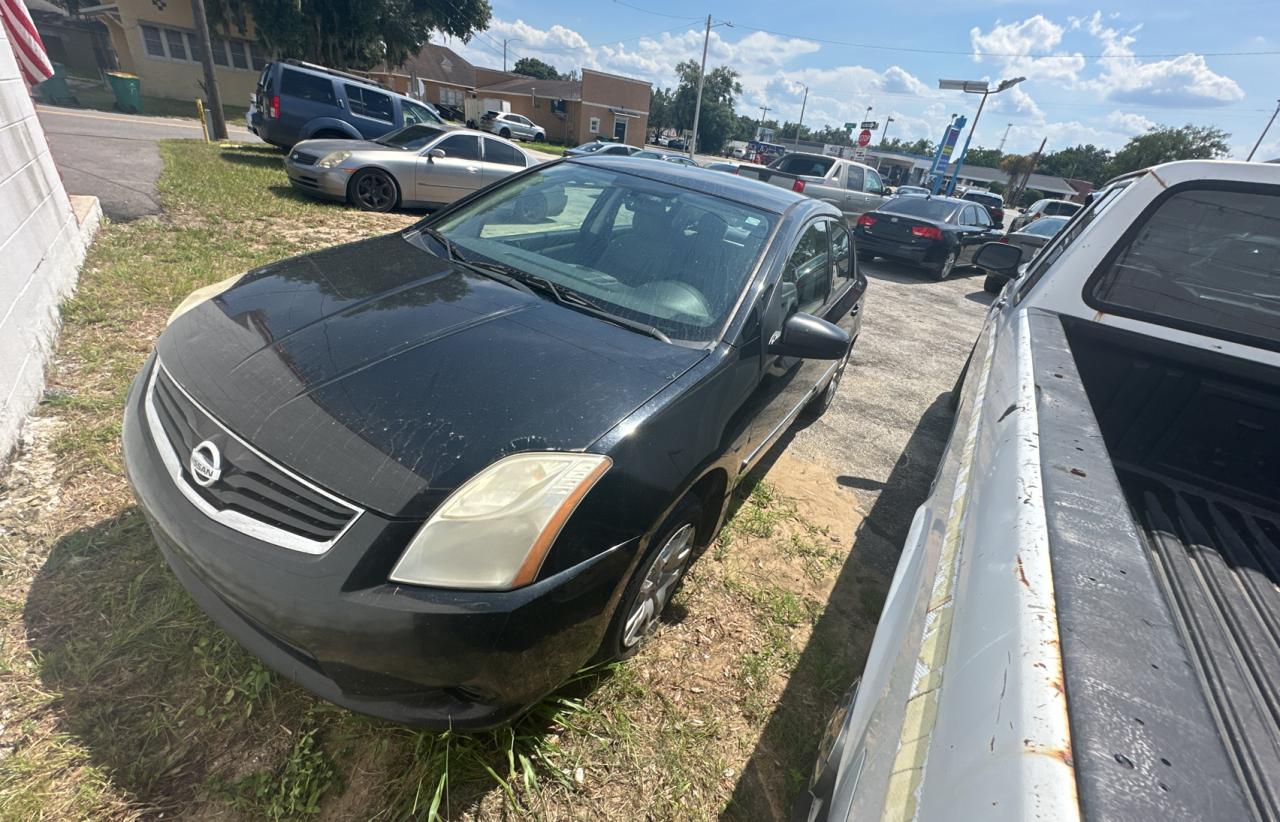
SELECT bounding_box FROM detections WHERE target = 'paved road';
[36,105,255,221]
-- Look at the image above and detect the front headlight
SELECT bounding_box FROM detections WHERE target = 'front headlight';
[316,151,351,169]
[389,453,612,590]
[166,272,244,326]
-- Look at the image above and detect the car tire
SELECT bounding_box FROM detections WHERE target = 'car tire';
[856,250,876,263]
[599,497,704,660]
[533,132,545,142]
[801,345,851,422]
[983,274,1005,294]
[933,249,958,280]
[499,127,512,139]
[348,168,399,212]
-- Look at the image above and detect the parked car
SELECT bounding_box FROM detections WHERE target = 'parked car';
[480,111,546,143]
[893,185,929,197]
[738,152,891,220]
[633,150,700,167]
[959,189,1005,227]
[853,195,1003,279]
[796,159,1280,822]
[705,161,740,175]
[284,124,535,211]
[565,140,641,157]
[1009,197,1080,231]
[122,156,866,730]
[980,214,1070,293]
[248,59,445,149]
[666,138,686,151]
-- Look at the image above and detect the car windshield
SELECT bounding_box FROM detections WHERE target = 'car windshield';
[881,198,959,221]
[430,163,776,343]
[1022,216,1069,237]
[375,124,447,150]
[633,151,664,159]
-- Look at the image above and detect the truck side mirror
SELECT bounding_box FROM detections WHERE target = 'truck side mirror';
[974,242,1023,277]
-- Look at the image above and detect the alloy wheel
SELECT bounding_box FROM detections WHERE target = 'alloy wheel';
[937,250,957,280]
[355,172,395,211]
[622,523,696,648]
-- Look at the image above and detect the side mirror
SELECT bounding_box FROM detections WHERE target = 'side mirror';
[427,148,446,161]
[974,242,1023,277]
[882,186,894,196]
[770,312,850,360]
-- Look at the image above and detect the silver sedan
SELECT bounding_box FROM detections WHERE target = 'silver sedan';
[284,125,536,212]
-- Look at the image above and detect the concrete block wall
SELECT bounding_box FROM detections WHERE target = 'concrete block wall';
[0,25,94,464]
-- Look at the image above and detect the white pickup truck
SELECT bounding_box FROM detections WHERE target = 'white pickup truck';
[738,152,891,219]
[797,160,1280,822]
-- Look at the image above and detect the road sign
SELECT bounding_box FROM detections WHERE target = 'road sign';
[857,129,872,147]
[844,122,856,130]
[853,146,868,161]
[859,121,878,130]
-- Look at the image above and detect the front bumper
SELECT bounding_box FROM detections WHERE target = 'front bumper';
[284,158,350,201]
[121,358,639,728]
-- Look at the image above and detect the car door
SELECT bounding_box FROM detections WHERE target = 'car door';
[480,137,529,186]
[956,205,997,264]
[740,219,840,470]
[416,133,483,204]
[842,164,868,217]
[863,167,888,212]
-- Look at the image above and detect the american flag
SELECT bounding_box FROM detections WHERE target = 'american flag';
[1,0,54,86]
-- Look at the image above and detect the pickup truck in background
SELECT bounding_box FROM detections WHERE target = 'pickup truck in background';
[797,160,1280,822]
[738,152,891,219]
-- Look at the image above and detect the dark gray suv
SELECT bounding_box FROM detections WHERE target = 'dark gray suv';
[249,60,445,149]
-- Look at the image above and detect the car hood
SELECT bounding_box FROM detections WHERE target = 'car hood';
[157,232,705,518]
[292,138,386,157]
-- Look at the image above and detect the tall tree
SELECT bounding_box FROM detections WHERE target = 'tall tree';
[649,87,674,140]
[670,60,741,153]
[511,56,566,81]
[206,0,491,69]
[1039,144,1112,185]
[1106,124,1230,178]
[963,146,1002,168]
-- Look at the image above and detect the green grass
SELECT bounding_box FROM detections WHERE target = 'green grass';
[61,83,248,123]
[523,140,568,156]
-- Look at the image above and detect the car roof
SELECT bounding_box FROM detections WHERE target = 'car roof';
[568,155,808,214]
[963,190,1001,200]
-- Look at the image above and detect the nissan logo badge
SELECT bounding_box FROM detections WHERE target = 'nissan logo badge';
[189,440,222,487]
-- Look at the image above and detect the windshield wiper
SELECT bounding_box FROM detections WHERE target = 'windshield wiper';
[536,279,673,344]
[419,228,535,295]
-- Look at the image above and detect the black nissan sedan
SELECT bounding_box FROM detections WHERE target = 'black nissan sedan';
[122,157,867,728]
[854,195,1003,279]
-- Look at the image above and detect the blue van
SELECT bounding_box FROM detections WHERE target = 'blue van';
[248,60,446,148]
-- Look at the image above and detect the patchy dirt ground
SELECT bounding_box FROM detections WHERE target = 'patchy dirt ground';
[0,141,989,820]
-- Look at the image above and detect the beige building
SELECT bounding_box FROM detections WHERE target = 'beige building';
[85,0,267,105]
[371,45,650,147]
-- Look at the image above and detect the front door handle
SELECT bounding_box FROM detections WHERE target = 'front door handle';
[465,166,479,173]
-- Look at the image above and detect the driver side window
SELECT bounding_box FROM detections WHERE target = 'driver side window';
[435,134,481,161]
[783,221,831,316]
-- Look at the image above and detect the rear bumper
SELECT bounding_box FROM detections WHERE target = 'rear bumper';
[121,357,639,728]
[856,232,946,267]
[284,158,349,201]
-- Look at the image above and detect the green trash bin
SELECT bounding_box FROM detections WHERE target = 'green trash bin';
[36,63,76,106]
[106,71,142,114]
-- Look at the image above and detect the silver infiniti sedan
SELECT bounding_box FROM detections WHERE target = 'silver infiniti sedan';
[284,124,536,212]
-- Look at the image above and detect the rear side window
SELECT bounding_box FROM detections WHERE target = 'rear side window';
[345,85,393,122]
[1087,185,1280,349]
[483,138,526,167]
[281,69,336,106]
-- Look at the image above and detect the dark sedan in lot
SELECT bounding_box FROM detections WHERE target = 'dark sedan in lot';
[122,158,867,729]
[854,195,1003,279]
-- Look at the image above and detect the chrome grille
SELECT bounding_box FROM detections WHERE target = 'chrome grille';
[144,362,362,554]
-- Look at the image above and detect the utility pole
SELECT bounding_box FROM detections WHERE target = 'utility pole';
[997,122,1012,153]
[1009,136,1046,206]
[688,14,711,159]
[190,0,226,140]
[1247,99,1280,161]
[793,84,809,148]
[757,105,771,140]
[879,116,893,146]
[503,38,522,72]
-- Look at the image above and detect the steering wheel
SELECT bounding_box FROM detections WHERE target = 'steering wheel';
[636,280,712,322]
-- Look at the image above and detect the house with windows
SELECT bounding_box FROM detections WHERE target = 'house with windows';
[369,44,650,148]
[83,0,268,106]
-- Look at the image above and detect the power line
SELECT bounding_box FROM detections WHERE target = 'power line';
[610,0,702,21]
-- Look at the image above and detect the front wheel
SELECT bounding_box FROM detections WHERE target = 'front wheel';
[933,249,958,280]
[600,498,703,660]
[348,168,398,212]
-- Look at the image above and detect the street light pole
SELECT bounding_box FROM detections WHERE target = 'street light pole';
[879,115,893,146]
[793,84,808,148]
[997,122,1012,153]
[1247,99,1280,162]
[938,77,1025,195]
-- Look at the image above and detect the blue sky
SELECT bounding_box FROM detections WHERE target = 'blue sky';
[437,0,1280,158]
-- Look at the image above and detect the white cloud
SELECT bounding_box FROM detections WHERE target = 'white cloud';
[970,15,1085,84]
[1106,110,1157,134]
[1084,11,1244,107]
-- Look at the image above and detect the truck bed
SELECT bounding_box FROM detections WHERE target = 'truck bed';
[1066,317,1280,820]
